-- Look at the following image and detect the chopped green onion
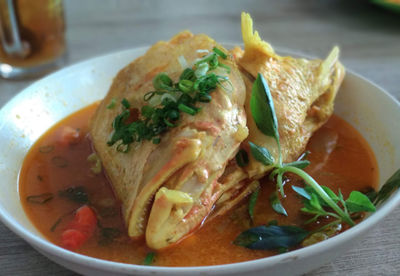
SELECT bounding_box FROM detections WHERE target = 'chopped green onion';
[50,217,62,232]
[141,105,154,118]
[195,53,215,66]
[87,153,102,174]
[178,103,197,115]
[106,98,117,109]
[161,93,177,103]
[178,79,194,93]
[144,91,155,101]
[213,47,227,59]
[26,193,54,204]
[153,73,173,91]
[148,94,162,107]
[121,98,130,109]
[163,118,176,127]
[218,63,231,73]
[143,252,155,265]
[152,137,161,144]
[167,109,180,120]
[179,68,195,81]
[108,47,232,152]
[197,92,212,103]
[39,145,54,154]
[51,156,68,168]
[195,63,209,78]
[209,54,219,69]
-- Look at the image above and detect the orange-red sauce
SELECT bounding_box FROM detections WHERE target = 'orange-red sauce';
[19,102,378,266]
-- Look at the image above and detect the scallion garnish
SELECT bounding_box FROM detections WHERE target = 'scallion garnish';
[213,47,228,59]
[143,252,155,265]
[178,79,194,93]
[26,193,54,204]
[178,103,197,115]
[107,47,231,152]
[121,98,130,109]
[106,98,117,109]
[153,73,173,91]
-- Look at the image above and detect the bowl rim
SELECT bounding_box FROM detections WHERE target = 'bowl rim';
[1,46,400,274]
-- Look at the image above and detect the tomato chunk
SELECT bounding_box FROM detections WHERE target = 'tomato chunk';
[61,205,97,250]
[61,229,87,250]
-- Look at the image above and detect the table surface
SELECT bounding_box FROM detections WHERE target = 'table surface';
[1,0,399,275]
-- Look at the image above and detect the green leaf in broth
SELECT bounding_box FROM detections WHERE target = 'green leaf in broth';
[233,225,308,250]
[269,191,287,216]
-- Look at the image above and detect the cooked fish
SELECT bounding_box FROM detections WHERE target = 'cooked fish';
[90,32,248,249]
[91,13,345,249]
[211,13,345,216]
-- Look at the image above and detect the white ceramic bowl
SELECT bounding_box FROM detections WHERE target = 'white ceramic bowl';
[1,47,400,276]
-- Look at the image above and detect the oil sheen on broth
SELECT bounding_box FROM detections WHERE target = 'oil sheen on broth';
[19,102,379,266]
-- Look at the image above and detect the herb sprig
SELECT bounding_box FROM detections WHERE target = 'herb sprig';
[234,73,382,251]
[247,73,359,226]
[107,47,231,152]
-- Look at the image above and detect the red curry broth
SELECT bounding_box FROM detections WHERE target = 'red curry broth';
[19,102,378,266]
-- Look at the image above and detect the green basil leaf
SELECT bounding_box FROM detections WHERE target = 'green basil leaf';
[345,191,376,213]
[248,185,260,222]
[374,169,400,206]
[269,192,287,216]
[284,160,310,169]
[233,225,309,250]
[249,141,274,166]
[250,73,279,141]
[292,186,311,200]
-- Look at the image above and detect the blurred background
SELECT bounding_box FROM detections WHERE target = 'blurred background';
[1,0,399,105]
[0,0,399,275]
